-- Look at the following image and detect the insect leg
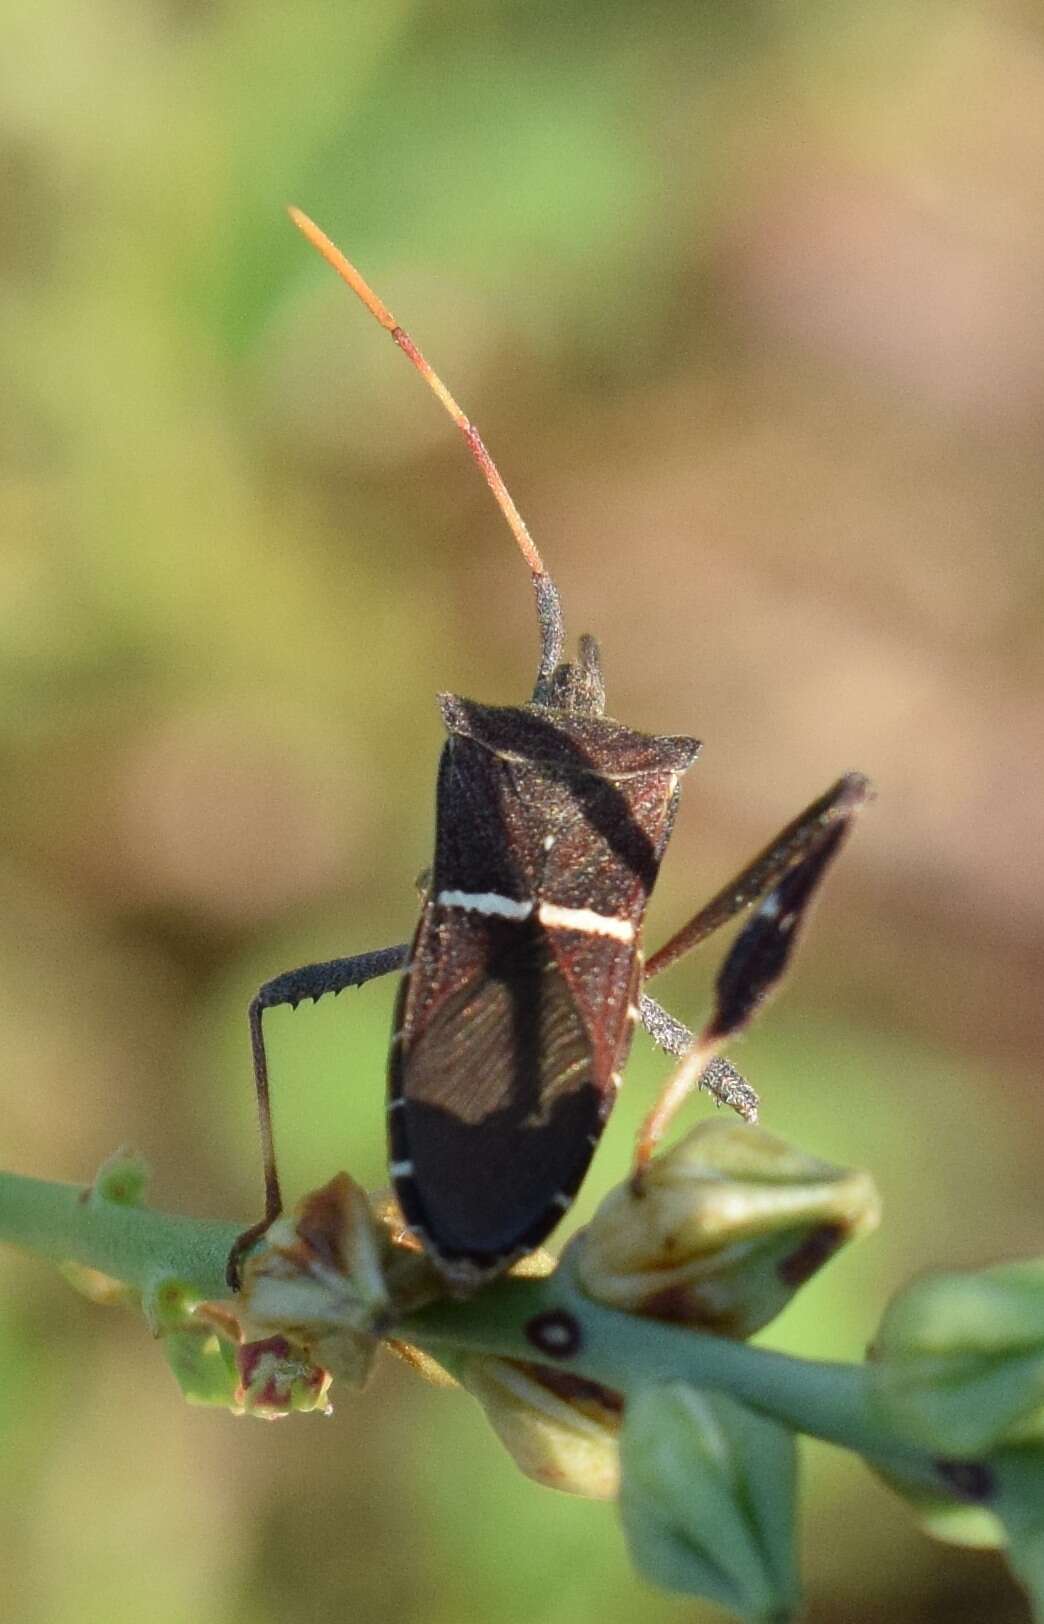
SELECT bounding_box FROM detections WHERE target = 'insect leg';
[634,773,872,1171]
[639,995,760,1121]
[227,942,409,1289]
[645,773,871,979]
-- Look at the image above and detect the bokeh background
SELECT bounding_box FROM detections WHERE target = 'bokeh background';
[1,2,1042,1620]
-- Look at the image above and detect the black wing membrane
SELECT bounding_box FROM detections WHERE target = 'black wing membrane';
[393,914,604,1261]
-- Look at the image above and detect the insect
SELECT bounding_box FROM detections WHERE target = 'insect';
[228,209,871,1293]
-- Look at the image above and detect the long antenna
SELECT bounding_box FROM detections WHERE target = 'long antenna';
[288,206,565,702]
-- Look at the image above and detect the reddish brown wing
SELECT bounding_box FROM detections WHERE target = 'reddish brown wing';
[388,700,691,1271]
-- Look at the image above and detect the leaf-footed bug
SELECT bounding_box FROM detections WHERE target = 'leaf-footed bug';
[228,209,872,1294]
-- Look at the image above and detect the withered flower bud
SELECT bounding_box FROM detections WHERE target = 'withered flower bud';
[234,1334,332,1419]
[239,1173,393,1388]
[455,1354,623,1499]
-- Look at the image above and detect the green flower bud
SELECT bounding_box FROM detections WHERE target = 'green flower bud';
[161,1299,241,1408]
[144,1273,199,1333]
[619,1383,800,1619]
[869,1259,1044,1455]
[871,1458,1005,1551]
[454,1354,622,1499]
[88,1148,150,1208]
[875,1435,1044,1624]
[577,1120,879,1337]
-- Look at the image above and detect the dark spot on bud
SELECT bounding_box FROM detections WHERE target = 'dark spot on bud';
[778,1223,846,1287]
[524,1362,625,1415]
[525,1308,582,1360]
[935,1458,995,1502]
[638,1283,747,1336]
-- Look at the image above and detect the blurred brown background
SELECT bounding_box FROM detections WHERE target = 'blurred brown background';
[1,2,1041,1621]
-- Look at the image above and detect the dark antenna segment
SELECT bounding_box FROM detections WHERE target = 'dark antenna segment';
[288,206,566,703]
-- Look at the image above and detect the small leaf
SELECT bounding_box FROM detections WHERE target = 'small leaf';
[163,1315,240,1409]
[619,1384,800,1620]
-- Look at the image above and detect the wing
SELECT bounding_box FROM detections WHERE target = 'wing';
[389,908,638,1264]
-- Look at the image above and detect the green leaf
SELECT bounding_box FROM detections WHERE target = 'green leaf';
[619,1383,800,1621]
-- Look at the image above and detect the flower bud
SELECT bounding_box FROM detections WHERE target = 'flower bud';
[379,1212,605,1492]
[577,1120,879,1337]
[151,1292,242,1408]
[234,1334,332,1419]
[239,1172,416,1388]
[619,1383,799,1618]
[869,1259,1044,1455]
[159,1292,333,1416]
[454,1354,622,1499]
[874,1432,1044,1624]
[88,1148,150,1208]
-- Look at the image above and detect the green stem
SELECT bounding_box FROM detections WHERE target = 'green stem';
[0,1168,943,1491]
[0,1171,237,1299]
[408,1262,939,1487]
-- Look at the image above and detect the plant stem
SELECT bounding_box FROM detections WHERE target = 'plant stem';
[0,1171,237,1299]
[0,1167,947,1491]
[408,1265,941,1489]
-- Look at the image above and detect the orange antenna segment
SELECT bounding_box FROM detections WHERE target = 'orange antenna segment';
[287,206,565,692]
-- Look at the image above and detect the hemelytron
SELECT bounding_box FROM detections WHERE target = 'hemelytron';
[228,209,871,1293]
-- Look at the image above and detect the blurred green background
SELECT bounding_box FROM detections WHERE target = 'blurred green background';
[1,1,1042,1620]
